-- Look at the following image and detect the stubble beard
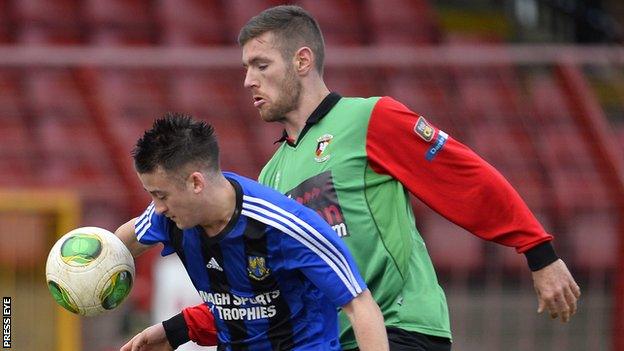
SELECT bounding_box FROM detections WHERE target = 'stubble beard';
[260,67,302,123]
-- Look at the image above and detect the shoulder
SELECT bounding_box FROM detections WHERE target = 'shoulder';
[370,96,413,114]
[337,96,383,113]
[334,96,414,124]
[322,96,383,132]
[225,172,302,216]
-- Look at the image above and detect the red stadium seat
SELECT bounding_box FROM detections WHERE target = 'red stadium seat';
[0,120,29,154]
[85,0,156,45]
[157,0,227,46]
[366,0,441,45]
[12,0,83,44]
[37,130,118,191]
[384,68,464,137]
[25,70,87,120]
[567,210,618,271]
[0,120,33,184]
[0,70,36,185]
[168,69,241,119]
[223,0,279,43]
[455,71,521,126]
[386,74,437,115]
[0,155,37,186]
[528,75,611,213]
[0,0,13,43]
[167,70,262,178]
[93,69,168,151]
[529,75,574,124]
[0,70,23,123]
[15,26,84,44]
[13,0,81,25]
[324,67,380,97]
[23,69,123,198]
[297,0,367,45]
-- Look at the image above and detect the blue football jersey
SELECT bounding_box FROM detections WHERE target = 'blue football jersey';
[135,172,367,350]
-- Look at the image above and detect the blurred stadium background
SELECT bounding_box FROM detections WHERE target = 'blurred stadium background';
[0,0,623,350]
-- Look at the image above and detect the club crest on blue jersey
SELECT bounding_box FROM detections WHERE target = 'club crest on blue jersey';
[414,116,435,142]
[247,256,270,281]
[314,134,333,163]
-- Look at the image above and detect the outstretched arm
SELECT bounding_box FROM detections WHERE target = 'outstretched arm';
[342,289,389,351]
[366,97,581,322]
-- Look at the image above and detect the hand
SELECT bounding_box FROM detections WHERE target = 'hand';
[532,259,581,323]
[120,323,173,351]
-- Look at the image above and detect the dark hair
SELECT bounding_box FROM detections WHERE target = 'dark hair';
[238,5,325,74]
[133,112,220,176]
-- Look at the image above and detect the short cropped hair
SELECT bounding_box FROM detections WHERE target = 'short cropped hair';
[238,5,325,74]
[133,112,220,176]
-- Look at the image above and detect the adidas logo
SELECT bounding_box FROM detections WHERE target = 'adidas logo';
[206,257,223,272]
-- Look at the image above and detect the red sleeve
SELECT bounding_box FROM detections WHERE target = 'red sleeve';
[366,96,552,253]
[182,304,218,346]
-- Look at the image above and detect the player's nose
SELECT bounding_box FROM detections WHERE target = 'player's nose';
[244,69,258,89]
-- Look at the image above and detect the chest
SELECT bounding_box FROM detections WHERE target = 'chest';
[180,226,292,297]
[265,126,368,195]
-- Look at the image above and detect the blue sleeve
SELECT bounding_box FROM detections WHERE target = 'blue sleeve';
[135,202,176,256]
[279,204,367,308]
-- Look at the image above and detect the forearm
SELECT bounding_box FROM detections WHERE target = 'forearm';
[352,318,388,351]
[343,290,389,351]
[115,218,153,257]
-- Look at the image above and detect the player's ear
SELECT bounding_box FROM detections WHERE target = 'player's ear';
[294,47,313,75]
[189,172,205,194]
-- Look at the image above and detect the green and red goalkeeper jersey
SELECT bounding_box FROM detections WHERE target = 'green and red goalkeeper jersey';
[258,93,557,349]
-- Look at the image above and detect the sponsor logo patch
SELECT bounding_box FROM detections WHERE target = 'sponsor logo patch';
[247,256,270,281]
[426,130,448,161]
[314,134,333,162]
[414,116,435,142]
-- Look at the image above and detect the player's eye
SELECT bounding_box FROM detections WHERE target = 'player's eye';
[258,64,268,71]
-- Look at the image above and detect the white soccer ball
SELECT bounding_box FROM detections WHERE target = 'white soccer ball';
[45,226,135,316]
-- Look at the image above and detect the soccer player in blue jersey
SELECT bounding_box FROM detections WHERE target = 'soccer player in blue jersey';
[115,113,388,351]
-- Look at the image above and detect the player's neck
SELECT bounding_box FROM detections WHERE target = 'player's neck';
[283,83,330,141]
[200,177,236,237]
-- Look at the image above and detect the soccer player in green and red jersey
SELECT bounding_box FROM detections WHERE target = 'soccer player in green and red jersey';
[238,5,581,351]
[238,6,580,350]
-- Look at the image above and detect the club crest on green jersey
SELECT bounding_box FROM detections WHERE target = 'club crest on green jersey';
[315,134,333,162]
[247,256,270,281]
[414,116,435,142]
